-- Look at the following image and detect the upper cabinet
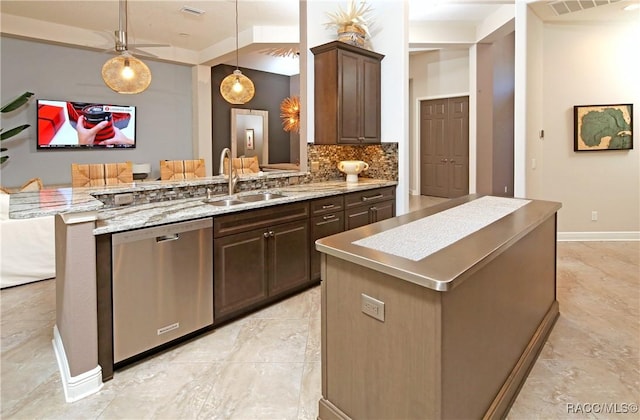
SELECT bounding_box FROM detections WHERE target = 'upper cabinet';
[311,41,385,145]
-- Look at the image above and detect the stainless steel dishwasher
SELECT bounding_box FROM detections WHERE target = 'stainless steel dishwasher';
[111,218,213,363]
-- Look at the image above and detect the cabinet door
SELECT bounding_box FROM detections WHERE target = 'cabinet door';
[372,199,395,223]
[345,206,372,230]
[338,51,361,143]
[338,51,381,144]
[361,56,381,143]
[310,212,345,281]
[269,220,310,296]
[214,229,268,320]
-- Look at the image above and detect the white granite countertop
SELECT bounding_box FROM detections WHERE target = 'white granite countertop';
[7,178,397,235]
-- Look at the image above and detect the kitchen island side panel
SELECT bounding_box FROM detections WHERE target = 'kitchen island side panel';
[440,215,558,419]
[322,255,443,419]
[319,212,559,419]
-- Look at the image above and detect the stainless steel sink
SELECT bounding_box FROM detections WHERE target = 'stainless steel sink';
[239,192,287,202]
[205,199,246,207]
[203,192,286,207]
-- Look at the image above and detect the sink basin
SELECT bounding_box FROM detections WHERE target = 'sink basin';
[205,199,246,207]
[239,193,286,202]
[203,192,286,207]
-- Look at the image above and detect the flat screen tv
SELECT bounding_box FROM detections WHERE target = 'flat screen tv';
[37,99,136,149]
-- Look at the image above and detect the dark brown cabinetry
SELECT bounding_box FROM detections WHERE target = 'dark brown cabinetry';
[310,195,345,281]
[213,202,310,322]
[311,41,384,144]
[344,187,396,230]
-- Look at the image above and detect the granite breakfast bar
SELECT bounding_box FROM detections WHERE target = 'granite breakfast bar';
[316,195,562,420]
[7,173,397,402]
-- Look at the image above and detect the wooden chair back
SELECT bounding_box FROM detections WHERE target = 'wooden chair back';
[160,159,206,180]
[71,162,133,187]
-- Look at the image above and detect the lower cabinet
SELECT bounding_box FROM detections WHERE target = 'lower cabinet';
[213,187,396,323]
[268,220,311,296]
[310,196,345,281]
[213,202,310,322]
[213,228,268,320]
[344,187,396,230]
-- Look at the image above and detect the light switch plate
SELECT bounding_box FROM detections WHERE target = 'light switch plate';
[361,293,385,322]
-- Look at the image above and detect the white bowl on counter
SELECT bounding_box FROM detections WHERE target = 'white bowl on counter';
[338,160,369,183]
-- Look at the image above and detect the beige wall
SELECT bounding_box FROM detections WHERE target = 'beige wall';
[528,22,639,235]
[411,14,639,237]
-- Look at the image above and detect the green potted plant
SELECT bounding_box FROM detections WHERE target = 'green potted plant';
[1,91,34,164]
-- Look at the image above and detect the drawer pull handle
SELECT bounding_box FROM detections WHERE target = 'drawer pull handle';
[156,234,179,243]
[323,214,336,220]
[263,232,270,238]
[362,194,383,202]
[322,204,335,209]
[317,218,340,226]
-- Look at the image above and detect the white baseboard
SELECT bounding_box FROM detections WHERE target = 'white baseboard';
[557,231,640,241]
[52,325,103,402]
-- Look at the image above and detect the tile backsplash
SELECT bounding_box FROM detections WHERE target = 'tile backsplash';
[92,143,398,208]
[307,143,398,182]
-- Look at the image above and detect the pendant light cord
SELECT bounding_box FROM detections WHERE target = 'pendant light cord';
[235,0,239,70]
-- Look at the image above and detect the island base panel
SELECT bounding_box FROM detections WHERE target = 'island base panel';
[320,216,558,419]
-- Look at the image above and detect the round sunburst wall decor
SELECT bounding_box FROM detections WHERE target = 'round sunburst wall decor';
[280,96,300,133]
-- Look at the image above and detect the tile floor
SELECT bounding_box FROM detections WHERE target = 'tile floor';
[1,198,638,419]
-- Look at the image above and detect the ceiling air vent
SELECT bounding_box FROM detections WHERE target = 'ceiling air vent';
[548,0,622,16]
[180,5,206,16]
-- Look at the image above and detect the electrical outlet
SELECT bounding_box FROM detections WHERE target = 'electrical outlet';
[114,193,133,206]
[504,186,508,193]
[361,294,385,322]
[311,161,320,172]
[591,211,598,221]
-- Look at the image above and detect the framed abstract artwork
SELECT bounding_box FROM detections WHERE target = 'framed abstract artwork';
[574,104,633,151]
[245,129,254,150]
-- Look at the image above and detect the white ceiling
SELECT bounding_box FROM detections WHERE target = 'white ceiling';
[1,0,638,75]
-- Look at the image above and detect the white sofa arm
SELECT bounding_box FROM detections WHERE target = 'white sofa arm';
[0,215,56,288]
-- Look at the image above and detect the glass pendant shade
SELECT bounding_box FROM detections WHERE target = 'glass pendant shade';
[102,52,151,94]
[220,69,255,104]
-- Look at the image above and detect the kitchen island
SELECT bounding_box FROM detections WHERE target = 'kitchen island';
[7,174,397,402]
[316,195,561,420]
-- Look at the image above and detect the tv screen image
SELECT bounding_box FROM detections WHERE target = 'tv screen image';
[37,99,136,149]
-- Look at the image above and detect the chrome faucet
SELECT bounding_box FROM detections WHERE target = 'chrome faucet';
[219,147,239,195]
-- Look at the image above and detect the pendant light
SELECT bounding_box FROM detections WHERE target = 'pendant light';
[220,0,255,104]
[102,0,151,94]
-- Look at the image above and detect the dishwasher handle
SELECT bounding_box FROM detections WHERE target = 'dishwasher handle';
[156,234,180,243]
[112,218,212,246]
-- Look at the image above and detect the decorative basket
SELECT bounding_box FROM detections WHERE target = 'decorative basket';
[337,24,366,48]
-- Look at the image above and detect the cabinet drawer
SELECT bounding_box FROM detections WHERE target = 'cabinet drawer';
[310,195,344,216]
[345,187,395,208]
[311,212,345,240]
[214,201,309,238]
[310,211,345,281]
[344,206,372,230]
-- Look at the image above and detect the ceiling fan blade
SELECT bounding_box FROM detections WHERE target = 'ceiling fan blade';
[128,47,159,58]
[129,43,171,48]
